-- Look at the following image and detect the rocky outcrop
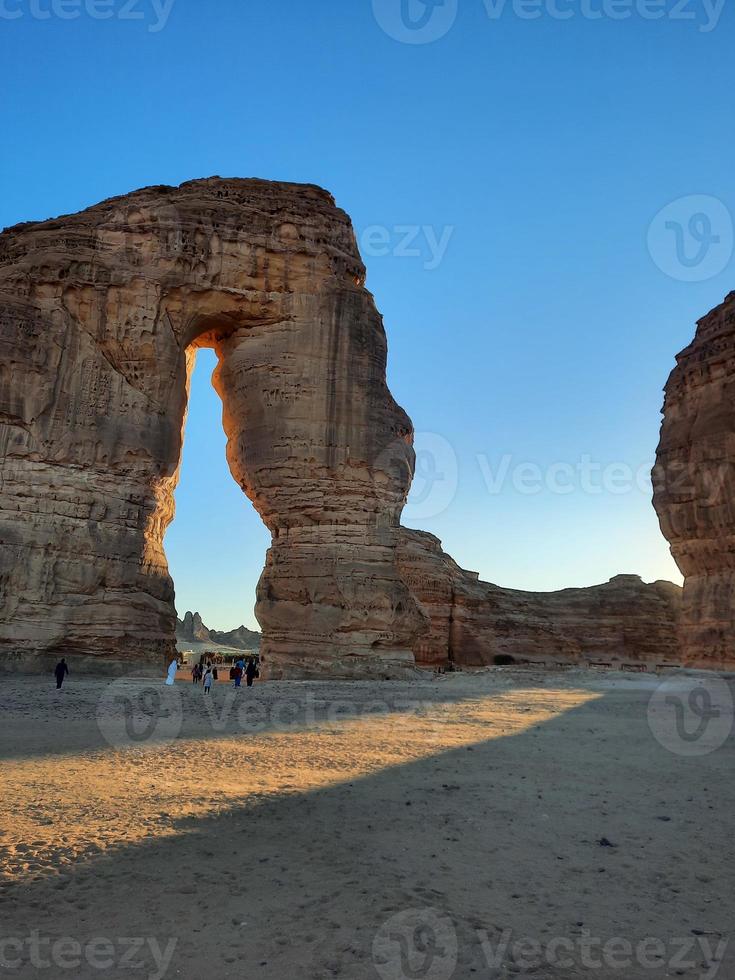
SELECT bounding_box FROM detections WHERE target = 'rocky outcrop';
[0,177,423,675]
[177,611,210,643]
[209,625,260,652]
[398,529,682,668]
[176,611,260,651]
[653,292,735,669]
[0,176,684,677]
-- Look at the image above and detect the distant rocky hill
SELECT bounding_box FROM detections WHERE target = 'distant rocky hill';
[176,611,260,651]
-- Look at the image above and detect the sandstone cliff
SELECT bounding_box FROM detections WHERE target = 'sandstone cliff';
[653,291,735,669]
[399,529,682,669]
[0,177,423,674]
[0,176,684,676]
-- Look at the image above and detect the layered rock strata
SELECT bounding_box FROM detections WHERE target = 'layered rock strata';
[653,292,735,669]
[398,529,682,669]
[0,178,423,674]
[0,177,684,676]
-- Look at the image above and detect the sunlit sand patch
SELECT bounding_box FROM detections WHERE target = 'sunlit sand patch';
[1,686,599,884]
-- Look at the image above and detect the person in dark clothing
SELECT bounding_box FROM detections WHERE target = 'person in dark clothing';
[54,658,69,690]
[245,658,258,688]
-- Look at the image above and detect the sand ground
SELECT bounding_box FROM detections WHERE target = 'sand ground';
[0,668,733,979]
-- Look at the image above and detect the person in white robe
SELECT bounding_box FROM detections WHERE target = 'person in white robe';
[165,658,178,686]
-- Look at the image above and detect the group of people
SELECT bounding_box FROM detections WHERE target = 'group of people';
[191,661,218,692]
[186,656,259,691]
[230,657,259,688]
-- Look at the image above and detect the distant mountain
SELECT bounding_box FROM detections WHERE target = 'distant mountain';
[176,611,261,651]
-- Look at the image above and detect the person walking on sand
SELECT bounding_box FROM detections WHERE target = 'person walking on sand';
[191,663,200,685]
[166,658,178,686]
[245,657,258,688]
[203,668,213,694]
[233,663,243,688]
[54,658,69,690]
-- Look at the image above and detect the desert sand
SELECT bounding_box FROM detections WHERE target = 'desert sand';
[1,668,733,979]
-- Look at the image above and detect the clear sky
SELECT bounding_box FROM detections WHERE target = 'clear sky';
[1,0,732,630]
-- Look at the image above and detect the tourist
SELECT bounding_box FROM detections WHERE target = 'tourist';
[203,668,213,694]
[245,657,258,688]
[191,663,200,685]
[54,658,69,690]
[165,658,178,686]
[233,663,243,688]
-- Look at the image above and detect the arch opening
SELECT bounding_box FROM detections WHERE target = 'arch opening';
[163,346,269,663]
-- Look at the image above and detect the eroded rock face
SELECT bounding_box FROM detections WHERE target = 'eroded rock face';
[653,292,735,668]
[398,529,682,668]
[0,178,424,674]
[0,177,683,676]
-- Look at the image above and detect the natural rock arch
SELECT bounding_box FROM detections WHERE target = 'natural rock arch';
[0,178,427,676]
[0,177,684,676]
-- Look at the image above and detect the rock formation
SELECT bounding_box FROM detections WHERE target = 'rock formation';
[0,177,423,675]
[176,611,211,644]
[176,611,260,652]
[0,176,683,676]
[653,291,735,669]
[398,529,682,668]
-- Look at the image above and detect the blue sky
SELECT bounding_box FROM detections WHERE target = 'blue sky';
[1,0,732,629]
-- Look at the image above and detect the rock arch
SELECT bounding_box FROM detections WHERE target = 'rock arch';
[0,178,427,676]
[0,177,685,676]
